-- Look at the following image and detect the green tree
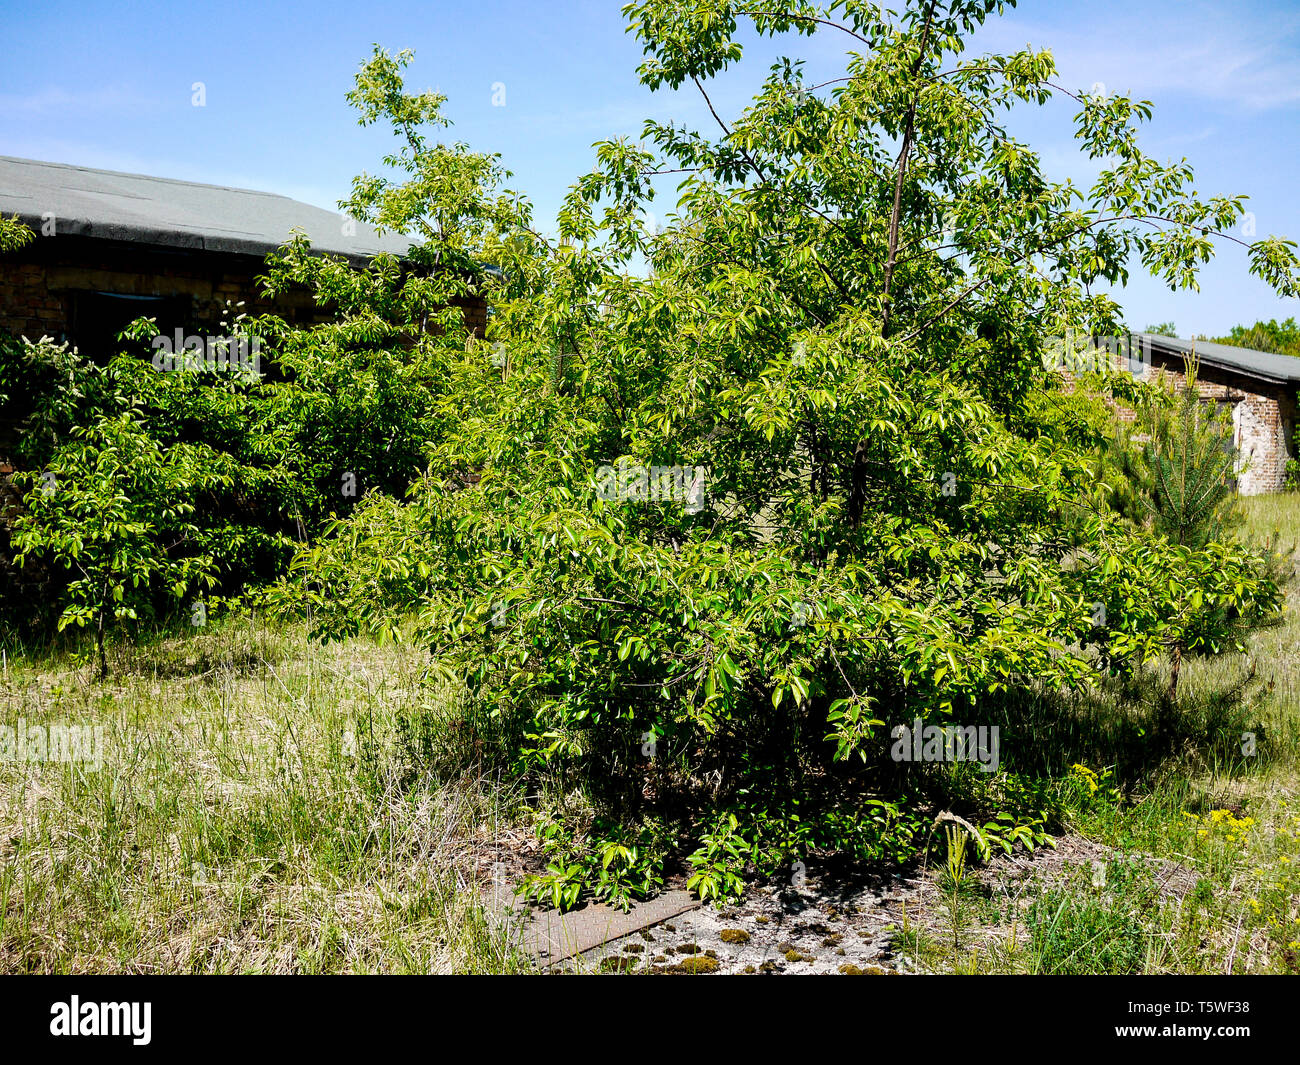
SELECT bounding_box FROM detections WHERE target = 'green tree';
[0,214,31,254]
[11,412,220,675]
[1135,352,1241,550]
[1212,317,1300,356]
[277,4,1296,905]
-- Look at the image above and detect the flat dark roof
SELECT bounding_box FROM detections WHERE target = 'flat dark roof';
[1135,331,1300,385]
[0,155,414,261]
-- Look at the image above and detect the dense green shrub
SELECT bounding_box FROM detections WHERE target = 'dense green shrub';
[0,227,489,642]
[275,5,1296,908]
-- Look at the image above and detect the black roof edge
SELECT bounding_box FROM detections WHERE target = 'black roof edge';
[1141,333,1298,387]
[5,212,506,281]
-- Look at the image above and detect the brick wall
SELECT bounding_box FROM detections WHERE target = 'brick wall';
[1138,352,1293,495]
[0,259,63,339]
[459,295,487,338]
[0,236,488,350]
[1,238,312,343]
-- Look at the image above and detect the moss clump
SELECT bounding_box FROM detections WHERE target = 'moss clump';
[784,949,803,963]
[759,959,780,973]
[821,933,843,947]
[839,963,890,975]
[719,928,751,944]
[671,956,719,974]
[677,943,702,955]
[742,965,756,974]
[600,956,639,973]
[755,916,770,924]
[839,963,865,975]
[777,940,796,953]
[622,943,644,954]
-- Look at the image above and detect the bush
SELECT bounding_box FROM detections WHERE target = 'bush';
[278,17,1293,907]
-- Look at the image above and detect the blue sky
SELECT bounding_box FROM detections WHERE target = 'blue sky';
[1,0,1296,335]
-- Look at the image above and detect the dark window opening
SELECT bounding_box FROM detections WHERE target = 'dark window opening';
[67,291,191,362]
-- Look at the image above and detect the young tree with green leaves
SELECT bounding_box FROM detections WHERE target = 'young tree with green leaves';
[275,3,1299,906]
[1137,352,1241,551]
[10,412,221,675]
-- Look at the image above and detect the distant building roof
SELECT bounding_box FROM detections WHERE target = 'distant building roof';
[1135,331,1300,386]
[0,155,414,261]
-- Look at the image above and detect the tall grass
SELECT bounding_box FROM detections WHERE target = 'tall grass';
[0,619,526,973]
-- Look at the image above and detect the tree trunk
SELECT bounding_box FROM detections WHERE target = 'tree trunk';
[1166,643,1182,703]
[880,1,937,336]
[96,610,108,679]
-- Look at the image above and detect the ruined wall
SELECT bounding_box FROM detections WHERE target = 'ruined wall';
[1,237,314,343]
[1139,352,1294,495]
[1058,347,1295,495]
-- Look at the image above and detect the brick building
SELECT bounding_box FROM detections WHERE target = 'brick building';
[1056,331,1300,495]
[1130,332,1300,495]
[0,156,487,365]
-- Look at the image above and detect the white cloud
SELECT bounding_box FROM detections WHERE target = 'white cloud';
[971,3,1300,111]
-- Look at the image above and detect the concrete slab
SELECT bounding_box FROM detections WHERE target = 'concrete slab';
[488,885,701,969]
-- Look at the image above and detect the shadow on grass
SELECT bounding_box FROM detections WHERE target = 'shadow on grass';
[968,668,1276,791]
